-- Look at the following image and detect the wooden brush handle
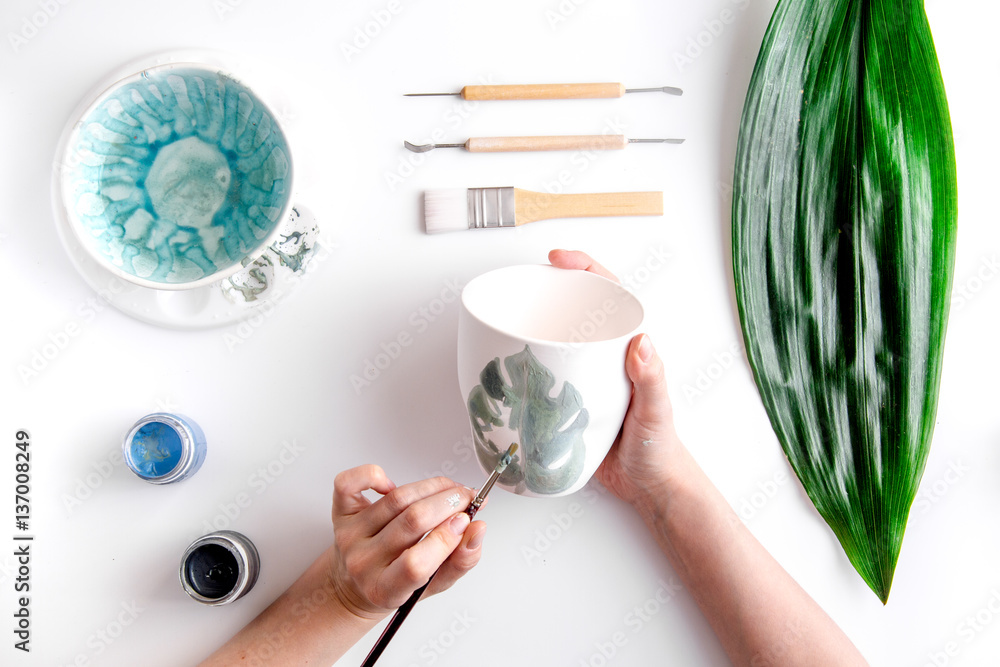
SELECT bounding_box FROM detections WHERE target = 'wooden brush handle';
[514,189,663,225]
[466,135,628,152]
[460,83,625,101]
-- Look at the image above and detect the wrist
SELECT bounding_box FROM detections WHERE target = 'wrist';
[319,546,390,626]
[199,547,383,667]
[629,437,696,522]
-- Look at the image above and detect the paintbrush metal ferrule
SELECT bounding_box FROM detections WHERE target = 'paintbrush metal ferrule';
[467,187,516,230]
[470,443,518,511]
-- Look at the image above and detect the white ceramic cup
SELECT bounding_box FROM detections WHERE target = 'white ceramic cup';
[458,264,645,498]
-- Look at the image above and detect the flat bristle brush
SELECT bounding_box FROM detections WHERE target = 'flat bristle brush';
[360,444,519,667]
[423,187,663,234]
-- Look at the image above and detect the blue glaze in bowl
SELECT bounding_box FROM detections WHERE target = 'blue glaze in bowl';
[61,63,293,289]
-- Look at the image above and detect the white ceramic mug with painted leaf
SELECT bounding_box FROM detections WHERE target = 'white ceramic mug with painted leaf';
[458,264,645,498]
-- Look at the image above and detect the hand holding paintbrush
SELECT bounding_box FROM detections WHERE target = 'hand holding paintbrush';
[361,444,519,666]
[194,463,491,667]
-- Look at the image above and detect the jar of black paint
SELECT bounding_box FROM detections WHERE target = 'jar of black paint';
[180,531,260,605]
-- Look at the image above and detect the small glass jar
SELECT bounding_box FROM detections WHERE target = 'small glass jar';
[122,413,207,484]
[180,531,260,605]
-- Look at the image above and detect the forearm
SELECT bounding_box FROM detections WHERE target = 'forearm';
[636,445,867,666]
[198,546,381,667]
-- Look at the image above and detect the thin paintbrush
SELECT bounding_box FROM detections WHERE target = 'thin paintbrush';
[360,443,519,667]
[424,187,663,234]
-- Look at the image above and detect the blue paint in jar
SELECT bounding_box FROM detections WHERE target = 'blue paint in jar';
[129,421,183,477]
[123,413,206,484]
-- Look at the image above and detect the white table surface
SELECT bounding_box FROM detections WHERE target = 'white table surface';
[2,0,997,665]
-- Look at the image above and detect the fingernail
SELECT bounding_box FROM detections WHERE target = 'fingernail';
[450,512,471,535]
[467,528,485,551]
[637,334,654,363]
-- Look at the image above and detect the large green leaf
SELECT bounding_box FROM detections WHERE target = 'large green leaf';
[732,0,957,602]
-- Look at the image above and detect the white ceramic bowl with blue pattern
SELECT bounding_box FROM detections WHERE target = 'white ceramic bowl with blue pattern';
[58,61,294,290]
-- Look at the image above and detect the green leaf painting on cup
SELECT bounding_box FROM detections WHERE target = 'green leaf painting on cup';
[467,345,589,495]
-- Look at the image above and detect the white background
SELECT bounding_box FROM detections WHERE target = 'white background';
[1,0,998,665]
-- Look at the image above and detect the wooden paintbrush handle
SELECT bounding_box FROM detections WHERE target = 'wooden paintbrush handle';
[460,83,625,100]
[465,135,628,152]
[514,189,663,225]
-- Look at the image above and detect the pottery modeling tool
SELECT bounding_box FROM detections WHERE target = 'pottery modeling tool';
[406,82,683,100]
[404,135,684,154]
[423,187,663,234]
[360,443,519,667]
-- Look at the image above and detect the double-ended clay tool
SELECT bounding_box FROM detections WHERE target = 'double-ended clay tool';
[423,187,663,234]
[361,443,519,667]
[406,82,683,100]
[404,135,684,154]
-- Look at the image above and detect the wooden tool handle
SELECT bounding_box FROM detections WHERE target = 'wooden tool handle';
[466,135,628,153]
[514,189,663,225]
[460,83,625,101]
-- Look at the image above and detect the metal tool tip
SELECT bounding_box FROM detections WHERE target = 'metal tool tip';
[404,141,431,153]
[507,443,519,456]
[625,86,684,96]
[628,138,686,145]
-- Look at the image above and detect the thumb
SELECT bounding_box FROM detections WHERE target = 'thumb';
[621,334,674,446]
